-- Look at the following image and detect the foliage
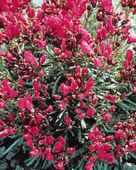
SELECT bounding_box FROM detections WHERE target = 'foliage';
[0,0,136,170]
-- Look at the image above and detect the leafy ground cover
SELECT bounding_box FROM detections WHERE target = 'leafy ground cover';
[0,0,136,169]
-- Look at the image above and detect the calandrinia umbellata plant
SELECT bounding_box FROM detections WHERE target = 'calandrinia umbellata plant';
[0,0,136,169]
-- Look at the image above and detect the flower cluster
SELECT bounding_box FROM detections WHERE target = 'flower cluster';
[0,0,136,169]
[121,0,136,14]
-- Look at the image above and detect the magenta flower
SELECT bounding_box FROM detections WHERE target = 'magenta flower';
[18,95,33,112]
[1,79,18,99]
[5,23,20,39]
[23,51,38,67]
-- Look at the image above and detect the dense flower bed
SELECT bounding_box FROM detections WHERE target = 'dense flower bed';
[0,0,136,169]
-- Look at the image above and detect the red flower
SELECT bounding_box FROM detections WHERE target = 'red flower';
[66,147,75,155]
[18,79,25,87]
[45,105,53,114]
[64,115,72,126]
[0,119,5,128]
[44,147,53,160]
[44,16,66,38]
[30,147,40,157]
[97,26,108,40]
[114,144,124,157]
[0,129,9,138]
[105,94,116,104]
[18,112,25,120]
[0,128,16,138]
[123,49,133,69]
[90,0,97,7]
[39,135,55,145]
[126,49,133,61]
[97,152,115,164]
[88,127,102,141]
[75,65,81,77]
[80,40,92,54]
[0,99,5,109]
[84,77,94,92]
[75,108,85,120]
[46,135,55,145]
[6,52,16,62]
[93,58,102,68]
[23,133,33,148]
[109,105,116,112]
[100,0,113,13]
[99,144,112,152]
[54,142,64,153]
[55,160,64,170]
[0,0,135,166]
[7,112,16,121]
[0,0,8,12]
[34,39,46,49]
[99,42,112,62]
[1,79,18,99]
[58,100,68,110]
[30,126,39,136]
[18,95,33,112]
[65,0,89,18]
[78,27,93,43]
[69,77,78,92]
[115,129,126,140]
[35,113,45,124]
[60,83,71,96]
[33,79,40,99]
[105,17,115,34]
[133,86,136,94]
[86,107,96,118]
[53,48,61,55]
[128,141,136,152]
[5,23,20,39]
[102,112,112,122]
[54,136,65,153]
[91,94,99,105]
[85,161,94,170]
[27,7,35,18]
[127,36,136,43]
[23,51,38,67]
[39,55,46,65]
[82,67,88,76]
[105,135,113,142]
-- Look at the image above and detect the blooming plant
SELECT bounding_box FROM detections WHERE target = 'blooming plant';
[0,0,136,169]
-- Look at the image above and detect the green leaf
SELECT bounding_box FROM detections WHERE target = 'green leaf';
[71,147,87,160]
[33,157,41,168]
[123,163,136,170]
[75,159,85,170]
[52,75,62,94]
[129,153,136,160]
[6,151,17,160]
[0,146,6,155]
[15,165,24,170]
[125,99,136,108]
[101,124,114,134]
[0,57,5,70]
[81,119,86,129]
[25,157,38,167]
[42,160,54,169]
[117,102,130,113]
[1,138,23,158]
[0,160,8,170]
[0,43,7,51]
[46,45,54,57]
[94,161,112,170]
